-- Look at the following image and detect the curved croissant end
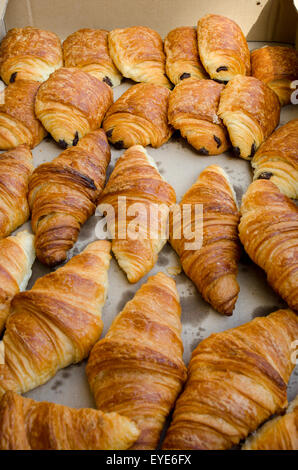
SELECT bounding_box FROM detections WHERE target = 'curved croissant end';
[87,272,187,450]
[29,129,111,266]
[251,119,298,199]
[0,240,111,398]
[0,391,140,450]
[35,67,113,147]
[239,179,298,311]
[163,309,298,450]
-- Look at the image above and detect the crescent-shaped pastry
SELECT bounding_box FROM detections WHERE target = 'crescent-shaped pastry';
[35,67,113,148]
[197,14,251,82]
[162,308,298,450]
[0,26,63,84]
[218,75,280,159]
[0,80,46,149]
[0,240,111,398]
[63,28,122,87]
[103,82,173,149]
[164,26,208,85]
[243,395,298,450]
[251,119,298,199]
[108,26,171,88]
[0,391,140,450]
[168,78,229,155]
[0,231,35,334]
[239,180,298,311]
[170,165,240,315]
[86,272,187,450]
[29,129,111,266]
[251,46,298,106]
[97,145,176,283]
[0,145,34,239]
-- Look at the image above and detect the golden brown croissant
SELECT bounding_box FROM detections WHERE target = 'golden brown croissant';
[98,145,176,283]
[251,46,298,106]
[108,26,171,88]
[168,78,229,155]
[63,28,122,87]
[164,27,208,85]
[0,27,63,84]
[86,272,187,450]
[0,240,111,398]
[251,119,298,199]
[163,308,298,450]
[218,75,280,159]
[0,231,35,333]
[170,165,240,315]
[239,180,298,311]
[0,80,46,149]
[28,129,110,266]
[0,145,34,239]
[35,67,113,148]
[197,14,251,82]
[243,395,298,450]
[0,391,140,450]
[103,82,173,149]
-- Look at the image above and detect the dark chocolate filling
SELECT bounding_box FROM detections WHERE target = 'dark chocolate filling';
[114,140,124,150]
[249,142,256,159]
[72,131,79,146]
[216,66,228,72]
[180,72,191,80]
[58,139,68,149]
[103,76,113,87]
[213,78,228,84]
[9,72,17,83]
[213,135,221,148]
[106,129,113,138]
[232,146,241,157]
[198,147,209,156]
[257,172,273,180]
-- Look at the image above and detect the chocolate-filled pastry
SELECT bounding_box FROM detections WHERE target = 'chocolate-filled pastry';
[0,145,33,239]
[0,27,63,84]
[164,26,208,85]
[197,14,251,82]
[29,129,110,266]
[63,28,122,87]
[103,82,172,148]
[0,231,35,334]
[0,80,46,149]
[87,272,187,450]
[168,78,229,155]
[239,180,298,311]
[243,395,298,450]
[98,145,176,283]
[0,240,111,398]
[108,26,171,88]
[252,119,298,199]
[0,391,140,450]
[35,67,113,148]
[218,75,280,159]
[163,309,298,450]
[251,46,298,106]
[170,165,240,315]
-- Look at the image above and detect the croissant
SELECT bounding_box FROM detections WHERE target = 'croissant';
[197,14,251,82]
[164,26,208,85]
[63,28,122,87]
[28,129,110,266]
[0,391,140,450]
[218,75,280,159]
[97,145,176,283]
[35,67,113,148]
[0,240,111,398]
[108,26,171,88]
[86,272,187,450]
[251,46,298,106]
[170,165,240,315]
[243,395,298,450]
[0,231,35,333]
[0,80,46,149]
[162,308,298,450]
[251,119,298,199]
[168,78,229,155]
[0,26,63,84]
[239,180,298,311]
[103,82,173,149]
[0,145,34,239]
